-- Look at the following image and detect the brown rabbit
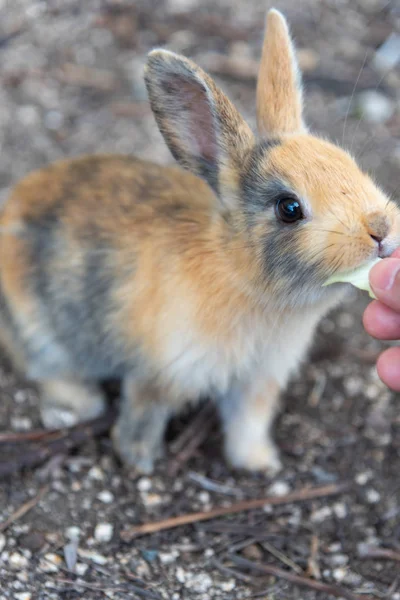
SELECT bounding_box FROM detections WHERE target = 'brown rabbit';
[1,9,399,474]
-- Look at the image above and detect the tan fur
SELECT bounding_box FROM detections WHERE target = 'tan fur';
[257,10,304,135]
[0,9,399,474]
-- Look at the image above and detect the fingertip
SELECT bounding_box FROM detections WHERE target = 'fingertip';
[376,346,400,392]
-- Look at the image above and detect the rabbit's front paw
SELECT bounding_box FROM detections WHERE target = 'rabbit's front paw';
[225,438,282,474]
[39,380,106,429]
[111,423,163,474]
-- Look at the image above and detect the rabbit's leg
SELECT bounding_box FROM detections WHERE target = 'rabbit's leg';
[39,379,107,428]
[218,378,282,473]
[112,376,171,473]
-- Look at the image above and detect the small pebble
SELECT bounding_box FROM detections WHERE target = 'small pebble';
[94,523,114,543]
[333,502,348,519]
[185,573,213,593]
[97,490,114,504]
[0,534,6,553]
[355,470,373,486]
[78,549,108,565]
[198,491,210,504]
[8,552,29,570]
[137,477,152,492]
[268,481,290,496]
[311,506,332,523]
[141,492,163,507]
[11,416,32,431]
[333,567,347,582]
[65,526,81,541]
[14,594,32,600]
[159,550,179,564]
[366,489,381,504]
[88,466,104,481]
[218,580,236,592]
[344,376,364,397]
[176,567,187,584]
[39,553,62,573]
[329,554,349,566]
[357,91,394,124]
[76,563,89,576]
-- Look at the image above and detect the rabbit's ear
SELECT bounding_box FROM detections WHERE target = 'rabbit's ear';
[257,9,305,136]
[145,50,254,203]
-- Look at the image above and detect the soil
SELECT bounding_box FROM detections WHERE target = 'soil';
[0,1,400,599]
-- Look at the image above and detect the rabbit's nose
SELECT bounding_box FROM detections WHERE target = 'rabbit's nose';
[366,212,390,244]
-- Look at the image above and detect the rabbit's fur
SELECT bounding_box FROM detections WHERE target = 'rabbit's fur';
[1,10,399,473]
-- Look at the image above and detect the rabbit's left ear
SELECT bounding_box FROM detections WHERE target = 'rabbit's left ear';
[257,9,305,136]
[145,50,254,206]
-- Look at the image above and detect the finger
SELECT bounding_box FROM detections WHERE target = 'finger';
[376,346,400,392]
[363,300,400,340]
[369,258,400,312]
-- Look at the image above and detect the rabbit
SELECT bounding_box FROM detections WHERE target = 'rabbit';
[1,8,399,475]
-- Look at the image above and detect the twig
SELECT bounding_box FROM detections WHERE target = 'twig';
[308,372,326,407]
[358,546,400,562]
[121,568,163,599]
[0,485,49,533]
[121,482,350,541]
[261,540,303,575]
[0,429,65,443]
[169,401,215,454]
[228,555,374,600]
[168,402,217,476]
[55,578,125,596]
[212,558,254,583]
[306,534,321,579]
[0,410,116,478]
[188,471,242,497]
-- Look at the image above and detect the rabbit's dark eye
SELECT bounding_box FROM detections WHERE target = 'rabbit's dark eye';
[275,196,303,223]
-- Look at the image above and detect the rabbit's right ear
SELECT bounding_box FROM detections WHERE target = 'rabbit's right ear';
[145,50,254,205]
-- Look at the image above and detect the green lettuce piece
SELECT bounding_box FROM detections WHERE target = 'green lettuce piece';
[323,257,382,299]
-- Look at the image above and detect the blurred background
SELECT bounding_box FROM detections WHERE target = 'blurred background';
[0,0,400,202]
[1,1,400,599]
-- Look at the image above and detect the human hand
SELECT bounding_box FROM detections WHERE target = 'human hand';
[363,248,400,390]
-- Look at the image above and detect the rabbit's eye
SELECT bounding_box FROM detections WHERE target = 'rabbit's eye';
[275,196,303,223]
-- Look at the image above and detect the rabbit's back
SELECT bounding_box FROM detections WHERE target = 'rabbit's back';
[0,155,215,379]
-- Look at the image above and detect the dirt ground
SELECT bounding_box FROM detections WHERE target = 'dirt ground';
[1,0,400,598]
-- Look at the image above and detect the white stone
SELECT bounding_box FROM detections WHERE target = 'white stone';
[330,554,349,566]
[366,488,381,504]
[94,523,113,543]
[159,550,179,564]
[97,490,114,504]
[39,553,62,573]
[218,580,236,592]
[137,477,152,492]
[185,573,213,593]
[355,470,373,486]
[0,534,6,553]
[75,563,89,576]
[267,481,290,496]
[198,491,210,504]
[14,593,32,600]
[333,502,348,519]
[310,506,332,523]
[65,526,81,541]
[78,549,108,565]
[8,552,28,570]
[357,91,394,124]
[176,567,187,584]
[10,416,32,431]
[333,567,347,582]
[88,466,104,481]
